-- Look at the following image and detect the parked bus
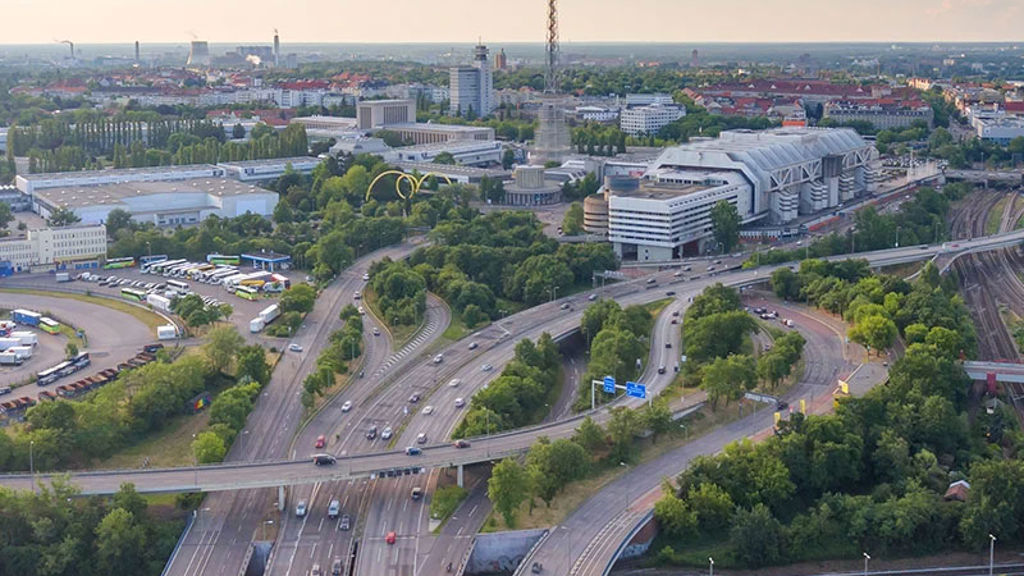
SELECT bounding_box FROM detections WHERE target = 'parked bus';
[39,317,61,335]
[206,267,238,284]
[167,263,195,278]
[36,362,70,386]
[140,254,168,266]
[103,257,136,270]
[121,288,147,302]
[71,351,90,369]
[207,254,241,266]
[148,259,185,275]
[235,285,260,301]
[166,279,190,294]
[186,264,215,279]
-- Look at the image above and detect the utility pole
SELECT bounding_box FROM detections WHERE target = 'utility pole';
[989,534,996,576]
[863,552,870,576]
[29,440,35,494]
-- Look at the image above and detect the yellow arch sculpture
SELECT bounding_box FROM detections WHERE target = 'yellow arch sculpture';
[365,170,454,202]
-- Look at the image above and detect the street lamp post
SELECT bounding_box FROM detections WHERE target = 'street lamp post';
[863,552,870,576]
[709,557,714,576]
[146,241,152,259]
[989,534,997,576]
[29,440,35,493]
[192,433,198,487]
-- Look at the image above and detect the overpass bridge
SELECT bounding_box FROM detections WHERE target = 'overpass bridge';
[964,360,1024,383]
[944,169,1024,186]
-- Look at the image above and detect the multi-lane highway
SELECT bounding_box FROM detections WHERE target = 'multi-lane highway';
[3,229,1024,576]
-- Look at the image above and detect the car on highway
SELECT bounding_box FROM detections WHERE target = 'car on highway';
[381,426,393,440]
[386,531,396,545]
[673,270,684,277]
[417,432,428,444]
[288,343,303,352]
[408,393,421,403]
[448,378,461,388]
[454,397,465,408]
[313,454,336,466]
[454,439,470,449]
[481,363,493,372]
[339,515,351,532]
[328,499,340,519]
[411,487,423,500]
[422,405,434,415]
[372,327,380,336]
[588,293,598,301]
[315,435,326,449]
[362,273,370,281]
[707,266,716,272]
[665,342,672,348]
[311,563,322,576]
[405,446,421,456]
[295,500,307,517]
[468,341,478,350]
[358,306,365,315]
[366,426,377,440]
[776,400,789,411]
[658,365,666,374]
[646,277,657,284]
[666,291,676,296]
[560,302,570,310]
[433,353,444,364]
[341,400,352,412]
[353,291,361,299]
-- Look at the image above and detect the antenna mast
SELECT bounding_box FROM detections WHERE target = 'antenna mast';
[544,0,559,93]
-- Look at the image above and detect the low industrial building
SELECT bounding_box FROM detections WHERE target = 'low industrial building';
[386,140,503,167]
[389,162,509,185]
[357,99,418,129]
[976,116,1024,144]
[0,224,107,272]
[380,123,495,145]
[585,127,878,261]
[30,177,278,227]
[16,165,226,196]
[218,157,319,182]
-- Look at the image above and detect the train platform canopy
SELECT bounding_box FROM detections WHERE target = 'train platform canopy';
[241,251,291,272]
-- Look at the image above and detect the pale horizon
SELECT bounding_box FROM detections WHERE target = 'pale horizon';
[1,0,1022,45]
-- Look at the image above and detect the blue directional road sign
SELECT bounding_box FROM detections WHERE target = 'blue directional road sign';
[626,381,647,399]
[603,376,616,394]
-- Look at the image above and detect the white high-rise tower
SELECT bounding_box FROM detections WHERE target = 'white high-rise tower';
[449,43,494,118]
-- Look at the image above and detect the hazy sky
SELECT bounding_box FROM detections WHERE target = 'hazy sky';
[1,0,1022,44]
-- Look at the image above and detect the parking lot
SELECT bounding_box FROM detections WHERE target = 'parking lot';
[0,321,67,388]
[78,264,283,341]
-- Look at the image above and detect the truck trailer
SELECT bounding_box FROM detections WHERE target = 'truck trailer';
[11,309,41,327]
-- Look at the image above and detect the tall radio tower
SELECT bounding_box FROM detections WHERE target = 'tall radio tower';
[544,0,559,94]
[532,0,570,165]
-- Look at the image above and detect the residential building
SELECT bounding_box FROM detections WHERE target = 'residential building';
[624,93,674,106]
[450,44,495,118]
[620,103,686,136]
[0,224,107,271]
[823,99,934,129]
[357,99,417,130]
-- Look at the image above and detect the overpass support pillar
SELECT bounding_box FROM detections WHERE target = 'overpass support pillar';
[278,486,285,512]
[457,464,464,488]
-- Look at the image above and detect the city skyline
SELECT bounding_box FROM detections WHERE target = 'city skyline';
[1,0,1022,45]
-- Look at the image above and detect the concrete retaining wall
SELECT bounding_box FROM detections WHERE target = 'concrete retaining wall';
[467,529,546,575]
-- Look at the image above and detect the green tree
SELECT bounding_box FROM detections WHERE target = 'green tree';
[433,151,457,165]
[236,345,270,386]
[0,202,12,231]
[192,430,227,464]
[203,325,245,374]
[572,416,606,451]
[95,508,146,574]
[709,200,740,253]
[606,406,641,462]
[65,341,79,359]
[280,283,316,314]
[561,202,585,235]
[488,458,529,527]
[689,482,735,534]
[232,123,246,139]
[701,354,756,410]
[104,208,133,238]
[112,482,148,519]
[48,206,81,227]
[849,314,897,353]
[730,504,785,566]
[654,490,698,539]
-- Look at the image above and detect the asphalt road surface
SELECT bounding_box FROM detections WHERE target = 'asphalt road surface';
[0,292,155,396]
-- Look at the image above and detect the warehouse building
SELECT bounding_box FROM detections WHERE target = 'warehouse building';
[585,127,879,261]
[30,178,278,227]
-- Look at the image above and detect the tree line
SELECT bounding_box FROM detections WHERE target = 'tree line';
[651,260,999,569]
[577,299,656,410]
[367,258,427,328]
[300,304,364,410]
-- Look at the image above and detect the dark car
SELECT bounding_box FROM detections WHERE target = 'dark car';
[313,453,336,466]
[665,342,672,348]
[366,426,378,440]
[408,393,421,404]
[411,487,423,500]
[665,291,676,296]
[776,401,789,411]
[453,439,471,449]
[657,365,666,374]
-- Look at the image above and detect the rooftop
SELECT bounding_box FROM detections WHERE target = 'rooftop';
[22,164,220,183]
[385,122,493,134]
[34,178,270,209]
[218,156,319,168]
[392,161,509,178]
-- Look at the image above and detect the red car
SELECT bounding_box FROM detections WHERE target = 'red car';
[386,531,397,545]
[314,435,326,449]
[453,439,471,449]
